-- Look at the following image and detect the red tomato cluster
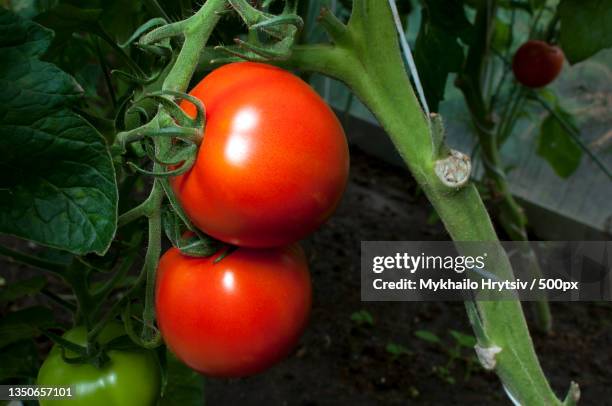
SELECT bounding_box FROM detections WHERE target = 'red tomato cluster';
[512,40,564,88]
[156,62,349,377]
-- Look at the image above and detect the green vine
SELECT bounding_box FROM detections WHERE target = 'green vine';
[276,1,576,404]
[456,3,552,334]
[103,0,304,351]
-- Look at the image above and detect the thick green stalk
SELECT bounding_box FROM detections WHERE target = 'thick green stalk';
[163,0,227,92]
[456,3,552,333]
[285,1,568,404]
[473,121,552,333]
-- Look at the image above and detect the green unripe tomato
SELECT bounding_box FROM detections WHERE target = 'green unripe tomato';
[37,322,161,406]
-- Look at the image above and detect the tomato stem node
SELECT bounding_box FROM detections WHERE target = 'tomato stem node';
[434,150,471,188]
[474,344,502,371]
[318,7,350,47]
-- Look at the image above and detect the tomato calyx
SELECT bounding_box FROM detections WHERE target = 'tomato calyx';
[116,87,229,258]
[213,245,238,263]
[39,324,161,405]
[162,207,225,258]
[162,217,237,263]
[45,330,139,369]
[115,90,206,179]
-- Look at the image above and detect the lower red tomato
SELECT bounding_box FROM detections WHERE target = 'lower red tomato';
[155,244,311,377]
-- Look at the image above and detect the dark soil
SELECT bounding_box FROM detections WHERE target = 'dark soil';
[1,148,610,405]
[204,148,612,406]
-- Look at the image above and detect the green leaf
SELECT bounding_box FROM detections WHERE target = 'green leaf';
[34,245,75,265]
[422,0,473,39]
[386,342,412,357]
[33,4,103,88]
[97,0,146,43]
[0,9,52,57]
[0,111,119,255]
[0,339,40,380]
[426,209,440,225]
[160,351,205,406]
[527,0,546,11]
[558,0,612,64]
[490,0,544,13]
[449,330,477,348]
[414,0,469,111]
[0,276,46,304]
[0,9,118,255]
[536,87,558,106]
[350,309,375,326]
[0,50,83,122]
[0,306,56,348]
[414,25,464,111]
[537,107,582,178]
[34,4,103,35]
[414,329,441,344]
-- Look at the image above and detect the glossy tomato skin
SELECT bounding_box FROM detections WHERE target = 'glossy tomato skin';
[155,244,311,377]
[173,62,349,247]
[512,40,564,88]
[37,323,161,406]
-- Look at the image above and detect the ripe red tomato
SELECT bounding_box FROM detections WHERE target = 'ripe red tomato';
[512,40,564,88]
[172,62,349,247]
[155,244,311,377]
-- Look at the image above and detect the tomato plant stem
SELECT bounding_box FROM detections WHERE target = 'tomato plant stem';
[497,86,526,145]
[96,25,146,77]
[87,258,148,343]
[163,0,227,92]
[284,1,567,403]
[0,244,68,274]
[107,0,228,349]
[90,250,140,318]
[140,179,164,347]
[94,38,118,109]
[63,263,95,328]
[118,188,159,227]
[40,289,76,312]
[457,3,552,334]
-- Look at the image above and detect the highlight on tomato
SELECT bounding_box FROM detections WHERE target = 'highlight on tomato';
[512,40,564,88]
[172,62,350,248]
[155,244,311,377]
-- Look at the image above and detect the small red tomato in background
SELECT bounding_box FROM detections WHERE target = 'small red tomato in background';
[172,62,349,248]
[155,244,311,377]
[512,40,564,88]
